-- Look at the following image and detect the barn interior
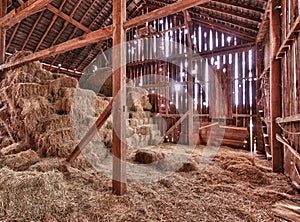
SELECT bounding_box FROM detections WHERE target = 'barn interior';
[0,0,300,221]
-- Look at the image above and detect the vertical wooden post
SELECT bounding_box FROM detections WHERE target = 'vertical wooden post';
[112,0,127,195]
[183,10,194,146]
[256,44,264,154]
[0,0,7,65]
[270,0,283,172]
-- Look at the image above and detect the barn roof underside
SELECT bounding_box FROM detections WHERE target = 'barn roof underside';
[4,0,267,74]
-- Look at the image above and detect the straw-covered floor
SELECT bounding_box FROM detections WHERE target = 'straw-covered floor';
[0,145,299,222]
[0,52,299,221]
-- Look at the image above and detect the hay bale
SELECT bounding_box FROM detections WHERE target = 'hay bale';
[137,126,151,136]
[3,149,40,171]
[0,142,24,155]
[178,159,199,172]
[135,149,166,164]
[0,168,68,221]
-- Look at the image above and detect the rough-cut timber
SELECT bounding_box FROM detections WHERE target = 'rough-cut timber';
[112,0,127,196]
[0,26,112,71]
[46,4,91,33]
[270,0,283,172]
[0,0,53,29]
[124,0,210,29]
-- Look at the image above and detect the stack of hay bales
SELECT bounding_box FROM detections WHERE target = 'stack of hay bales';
[126,80,161,147]
[0,52,112,161]
[0,51,162,170]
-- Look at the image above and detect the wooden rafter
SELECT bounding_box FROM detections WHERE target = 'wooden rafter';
[34,0,67,52]
[0,0,53,29]
[64,0,111,69]
[34,14,58,52]
[124,0,210,29]
[0,25,112,71]
[197,42,255,59]
[48,0,85,48]
[192,16,256,41]
[20,11,44,51]
[196,5,261,24]
[146,0,257,40]
[6,22,20,50]
[16,0,24,5]
[190,8,259,33]
[50,0,110,68]
[46,4,90,33]
[47,0,87,65]
[212,0,265,14]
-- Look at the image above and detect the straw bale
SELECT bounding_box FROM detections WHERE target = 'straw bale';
[3,149,40,171]
[0,142,23,155]
[0,168,68,221]
[178,159,199,172]
[36,129,76,157]
[135,149,166,164]
[15,83,48,98]
[136,125,151,136]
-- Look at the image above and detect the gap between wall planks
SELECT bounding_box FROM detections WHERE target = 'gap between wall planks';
[126,15,256,145]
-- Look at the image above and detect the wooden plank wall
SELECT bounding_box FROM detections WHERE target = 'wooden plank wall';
[123,15,257,145]
[279,0,300,154]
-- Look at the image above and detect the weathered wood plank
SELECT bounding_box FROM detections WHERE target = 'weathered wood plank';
[46,4,91,33]
[272,200,300,222]
[124,0,209,30]
[276,114,300,124]
[0,26,112,71]
[0,0,53,29]
[270,0,283,172]
[112,0,127,196]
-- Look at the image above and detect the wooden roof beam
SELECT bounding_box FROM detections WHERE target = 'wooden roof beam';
[0,25,112,71]
[63,0,111,69]
[197,42,256,59]
[48,0,99,66]
[46,4,91,33]
[211,0,265,14]
[256,0,270,43]
[0,0,53,29]
[190,10,259,33]
[124,0,210,29]
[16,0,24,5]
[190,13,256,41]
[6,22,20,50]
[196,5,261,24]
[20,11,44,51]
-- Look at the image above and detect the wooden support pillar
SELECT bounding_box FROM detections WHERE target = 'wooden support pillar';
[270,0,283,172]
[184,10,194,146]
[256,44,264,154]
[0,0,7,65]
[112,0,127,195]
